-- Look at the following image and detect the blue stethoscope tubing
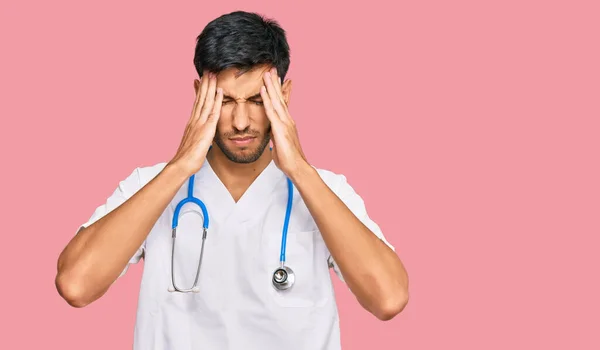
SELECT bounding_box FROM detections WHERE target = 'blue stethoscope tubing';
[169,170,294,293]
[173,174,209,229]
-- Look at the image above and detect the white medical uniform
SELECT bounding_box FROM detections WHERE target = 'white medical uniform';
[78,159,394,350]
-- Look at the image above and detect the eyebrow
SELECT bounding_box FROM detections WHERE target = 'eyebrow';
[222,93,262,100]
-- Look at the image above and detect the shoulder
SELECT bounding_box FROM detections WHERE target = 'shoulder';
[118,162,168,190]
[311,166,354,197]
[311,165,386,239]
[136,162,168,185]
[313,166,343,185]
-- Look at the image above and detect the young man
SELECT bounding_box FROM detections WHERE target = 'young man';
[56,11,409,350]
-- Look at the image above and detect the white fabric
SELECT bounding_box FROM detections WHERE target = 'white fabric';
[78,160,394,350]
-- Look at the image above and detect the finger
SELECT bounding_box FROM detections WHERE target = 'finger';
[262,72,290,123]
[268,67,285,103]
[198,73,218,124]
[197,72,210,113]
[190,73,211,123]
[269,70,295,126]
[260,85,285,127]
[207,87,223,125]
[188,77,203,124]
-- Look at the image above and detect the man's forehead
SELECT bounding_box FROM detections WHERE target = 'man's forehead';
[217,66,267,98]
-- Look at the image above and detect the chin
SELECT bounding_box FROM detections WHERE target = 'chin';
[215,133,270,163]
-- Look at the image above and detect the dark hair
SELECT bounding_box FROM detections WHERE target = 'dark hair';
[193,11,291,80]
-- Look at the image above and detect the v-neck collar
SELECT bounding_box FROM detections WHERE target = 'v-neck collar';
[198,158,285,224]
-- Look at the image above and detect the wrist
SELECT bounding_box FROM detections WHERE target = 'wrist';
[288,161,318,187]
[162,161,195,186]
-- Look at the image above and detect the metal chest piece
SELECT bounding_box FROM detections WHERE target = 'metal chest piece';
[272,265,295,291]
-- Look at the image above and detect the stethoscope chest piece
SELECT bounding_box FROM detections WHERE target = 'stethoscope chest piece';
[272,265,295,291]
[169,168,298,294]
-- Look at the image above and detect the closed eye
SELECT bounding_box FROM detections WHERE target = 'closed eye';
[221,93,263,105]
[221,100,262,106]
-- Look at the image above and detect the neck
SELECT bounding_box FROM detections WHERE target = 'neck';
[206,145,272,201]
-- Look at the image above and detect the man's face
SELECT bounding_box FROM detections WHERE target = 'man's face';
[204,65,290,164]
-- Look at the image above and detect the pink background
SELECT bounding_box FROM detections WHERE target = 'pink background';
[1,0,599,349]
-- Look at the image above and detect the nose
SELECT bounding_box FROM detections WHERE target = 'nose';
[232,101,251,131]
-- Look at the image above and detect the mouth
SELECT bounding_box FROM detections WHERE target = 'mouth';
[229,136,256,146]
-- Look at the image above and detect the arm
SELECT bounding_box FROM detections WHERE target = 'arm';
[259,67,408,320]
[290,165,409,321]
[56,72,223,308]
[55,164,189,307]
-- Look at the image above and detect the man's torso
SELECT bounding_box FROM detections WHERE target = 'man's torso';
[129,160,343,350]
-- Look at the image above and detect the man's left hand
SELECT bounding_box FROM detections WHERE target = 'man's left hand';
[260,67,310,180]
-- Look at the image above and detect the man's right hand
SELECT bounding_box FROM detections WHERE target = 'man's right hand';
[168,71,223,177]
[55,72,223,308]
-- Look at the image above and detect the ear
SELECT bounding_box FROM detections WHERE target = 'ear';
[194,79,199,94]
[281,79,293,105]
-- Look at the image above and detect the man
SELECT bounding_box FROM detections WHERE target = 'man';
[55,11,409,350]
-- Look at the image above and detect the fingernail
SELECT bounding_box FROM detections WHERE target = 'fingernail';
[265,72,271,78]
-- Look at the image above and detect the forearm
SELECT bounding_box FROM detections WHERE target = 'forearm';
[56,163,189,307]
[290,165,409,320]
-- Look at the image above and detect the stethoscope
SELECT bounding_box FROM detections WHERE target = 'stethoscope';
[168,157,295,293]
